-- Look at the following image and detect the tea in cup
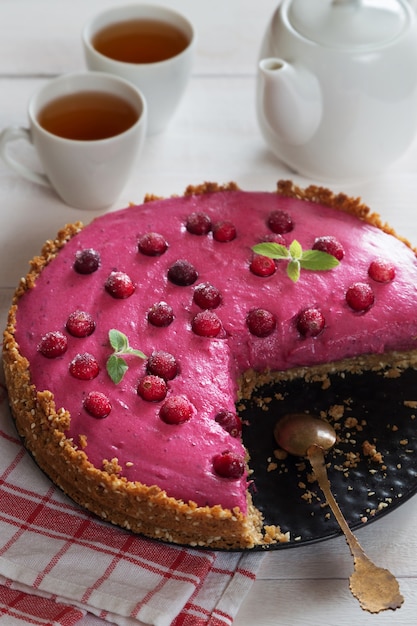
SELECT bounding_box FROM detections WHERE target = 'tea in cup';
[82,5,195,135]
[0,71,147,210]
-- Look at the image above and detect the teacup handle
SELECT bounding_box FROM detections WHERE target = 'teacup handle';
[0,126,50,187]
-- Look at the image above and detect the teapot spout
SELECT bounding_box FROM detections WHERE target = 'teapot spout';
[258,58,322,145]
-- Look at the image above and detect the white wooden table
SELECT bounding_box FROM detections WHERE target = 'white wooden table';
[1,1,417,624]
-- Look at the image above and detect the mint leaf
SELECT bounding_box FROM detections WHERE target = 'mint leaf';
[252,238,340,283]
[300,250,340,271]
[106,329,146,384]
[252,242,290,260]
[287,259,300,282]
[109,329,129,353]
[127,347,147,359]
[107,354,128,384]
[289,239,302,260]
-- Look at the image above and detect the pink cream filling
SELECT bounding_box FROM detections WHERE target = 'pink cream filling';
[14,190,417,513]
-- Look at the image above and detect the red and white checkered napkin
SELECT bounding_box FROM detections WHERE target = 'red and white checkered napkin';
[0,385,264,626]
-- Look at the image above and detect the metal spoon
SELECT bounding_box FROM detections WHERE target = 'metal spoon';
[274,413,404,613]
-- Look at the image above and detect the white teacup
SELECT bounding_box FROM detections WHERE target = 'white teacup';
[0,71,147,210]
[82,4,195,135]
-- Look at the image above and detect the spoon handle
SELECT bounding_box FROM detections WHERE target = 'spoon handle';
[307,444,366,561]
[307,444,404,613]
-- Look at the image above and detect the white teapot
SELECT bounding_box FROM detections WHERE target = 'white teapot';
[256,0,417,180]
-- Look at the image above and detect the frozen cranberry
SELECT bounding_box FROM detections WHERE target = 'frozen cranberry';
[159,395,194,424]
[267,210,293,234]
[168,259,198,286]
[215,410,242,437]
[186,212,212,235]
[69,353,100,380]
[193,282,222,309]
[296,307,325,337]
[312,236,345,261]
[212,451,245,478]
[246,308,277,337]
[368,258,396,283]
[84,391,111,418]
[66,310,96,338]
[147,301,175,327]
[38,331,68,358]
[105,271,135,298]
[74,248,101,274]
[147,351,178,380]
[137,375,167,402]
[250,255,276,277]
[138,232,168,256]
[192,310,222,337]
[346,282,375,312]
[212,221,236,242]
[262,233,286,245]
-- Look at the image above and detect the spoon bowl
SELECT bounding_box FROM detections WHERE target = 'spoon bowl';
[274,412,336,457]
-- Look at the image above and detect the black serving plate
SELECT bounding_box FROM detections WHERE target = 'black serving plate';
[240,366,417,551]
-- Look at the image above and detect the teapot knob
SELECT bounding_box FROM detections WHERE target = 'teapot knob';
[332,0,361,5]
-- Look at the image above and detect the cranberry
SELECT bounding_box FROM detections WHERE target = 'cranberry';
[69,353,100,380]
[168,259,198,286]
[137,375,167,402]
[66,310,96,338]
[159,395,194,424]
[74,248,101,274]
[212,451,245,479]
[262,233,286,245]
[84,391,111,418]
[346,282,375,312]
[38,331,68,358]
[147,302,175,327]
[246,308,276,337]
[212,221,237,242]
[267,210,293,234]
[147,351,179,380]
[192,310,222,337]
[193,282,222,309]
[215,410,242,437]
[105,271,135,299]
[250,255,276,277]
[368,258,396,283]
[312,236,345,261]
[138,232,168,256]
[186,212,212,235]
[296,307,325,337]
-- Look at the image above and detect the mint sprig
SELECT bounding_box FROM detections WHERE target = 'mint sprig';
[252,240,339,283]
[106,329,147,384]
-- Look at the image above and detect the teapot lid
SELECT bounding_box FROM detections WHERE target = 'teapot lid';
[287,0,409,48]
